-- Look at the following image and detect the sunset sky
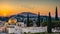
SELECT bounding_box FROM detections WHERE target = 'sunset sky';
[0,0,60,17]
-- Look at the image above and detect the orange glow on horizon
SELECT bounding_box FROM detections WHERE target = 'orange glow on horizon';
[0,3,21,17]
[0,3,59,17]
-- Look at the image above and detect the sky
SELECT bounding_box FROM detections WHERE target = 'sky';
[0,0,60,17]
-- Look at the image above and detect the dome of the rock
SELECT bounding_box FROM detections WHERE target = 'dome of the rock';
[8,17,17,24]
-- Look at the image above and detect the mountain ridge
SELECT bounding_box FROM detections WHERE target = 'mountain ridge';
[0,12,55,22]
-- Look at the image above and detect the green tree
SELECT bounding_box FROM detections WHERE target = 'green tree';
[27,13,30,27]
[36,12,40,27]
[29,19,33,26]
[47,12,52,33]
[53,21,60,27]
[41,21,47,26]
[55,6,59,21]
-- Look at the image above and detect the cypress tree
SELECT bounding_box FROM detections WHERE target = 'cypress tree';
[55,6,59,21]
[36,12,40,27]
[47,12,52,33]
[27,13,30,27]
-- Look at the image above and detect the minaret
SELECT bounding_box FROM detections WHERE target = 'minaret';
[55,6,59,21]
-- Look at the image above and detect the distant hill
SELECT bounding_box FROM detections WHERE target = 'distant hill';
[19,12,37,18]
[17,12,48,18]
[0,12,56,22]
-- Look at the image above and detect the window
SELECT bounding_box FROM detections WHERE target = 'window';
[18,24,21,26]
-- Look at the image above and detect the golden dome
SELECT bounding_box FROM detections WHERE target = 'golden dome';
[8,17,17,24]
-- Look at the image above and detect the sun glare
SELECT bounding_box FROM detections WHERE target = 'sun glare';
[0,3,15,17]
